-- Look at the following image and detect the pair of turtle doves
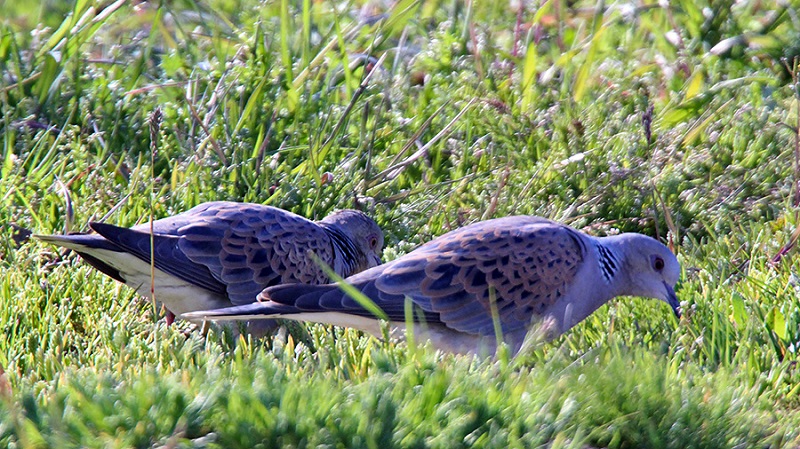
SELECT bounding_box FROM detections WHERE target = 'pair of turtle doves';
[39,201,680,355]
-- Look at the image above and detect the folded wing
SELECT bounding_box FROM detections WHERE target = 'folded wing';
[189,217,586,338]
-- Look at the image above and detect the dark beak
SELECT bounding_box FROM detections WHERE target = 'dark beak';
[370,254,382,268]
[664,282,681,318]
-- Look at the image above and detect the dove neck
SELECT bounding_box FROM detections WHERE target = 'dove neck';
[592,237,633,298]
[548,239,623,334]
[320,223,364,277]
[586,238,633,304]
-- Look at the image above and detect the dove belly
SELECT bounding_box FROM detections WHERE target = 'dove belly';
[387,323,520,355]
[78,247,231,316]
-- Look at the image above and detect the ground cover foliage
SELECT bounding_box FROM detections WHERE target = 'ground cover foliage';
[2,0,800,447]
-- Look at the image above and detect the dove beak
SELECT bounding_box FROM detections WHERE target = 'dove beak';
[370,254,382,268]
[664,282,681,318]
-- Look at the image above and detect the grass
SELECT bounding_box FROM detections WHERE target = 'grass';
[2,0,800,447]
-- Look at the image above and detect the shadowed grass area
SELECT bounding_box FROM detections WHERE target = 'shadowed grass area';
[3,0,800,447]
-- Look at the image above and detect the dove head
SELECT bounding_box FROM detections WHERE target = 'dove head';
[320,209,384,269]
[605,233,681,318]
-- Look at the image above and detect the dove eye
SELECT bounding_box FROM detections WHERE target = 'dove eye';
[369,236,378,249]
[652,256,665,271]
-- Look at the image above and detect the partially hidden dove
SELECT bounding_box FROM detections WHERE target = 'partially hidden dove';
[183,215,680,355]
[37,201,384,327]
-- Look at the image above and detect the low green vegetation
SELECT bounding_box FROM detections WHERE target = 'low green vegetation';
[2,0,800,447]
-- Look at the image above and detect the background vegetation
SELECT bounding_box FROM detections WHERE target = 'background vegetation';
[2,0,800,447]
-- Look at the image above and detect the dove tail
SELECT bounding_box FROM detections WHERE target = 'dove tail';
[260,283,336,308]
[181,284,337,321]
[35,233,127,283]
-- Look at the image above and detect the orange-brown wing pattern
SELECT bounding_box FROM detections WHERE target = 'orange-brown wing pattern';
[177,202,335,304]
[376,218,585,335]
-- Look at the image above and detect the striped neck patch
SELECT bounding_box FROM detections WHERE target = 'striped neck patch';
[595,242,620,284]
[321,224,361,276]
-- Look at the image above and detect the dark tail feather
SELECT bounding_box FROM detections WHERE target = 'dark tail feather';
[89,222,157,257]
[260,283,337,308]
[181,301,298,320]
[90,221,227,295]
[73,250,126,283]
[35,233,126,283]
[262,281,405,321]
[35,232,119,252]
